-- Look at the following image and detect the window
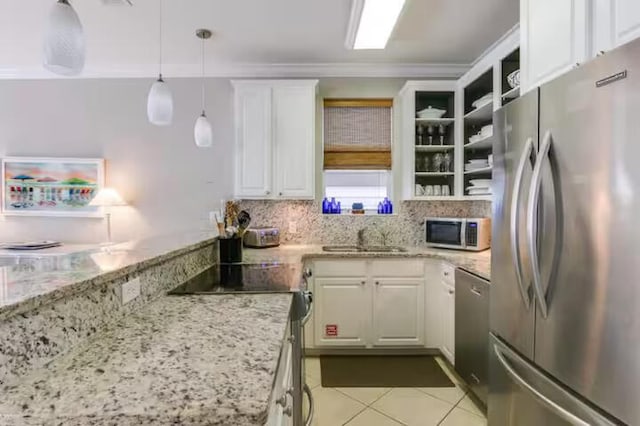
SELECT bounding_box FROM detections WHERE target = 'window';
[322,99,393,212]
[324,170,391,211]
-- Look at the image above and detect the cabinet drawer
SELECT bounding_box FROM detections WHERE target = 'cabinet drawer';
[441,262,455,285]
[370,259,424,277]
[314,260,367,277]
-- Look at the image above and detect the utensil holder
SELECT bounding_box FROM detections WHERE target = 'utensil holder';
[219,237,243,263]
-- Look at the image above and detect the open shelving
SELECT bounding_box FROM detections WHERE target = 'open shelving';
[501,48,520,106]
[464,134,494,150]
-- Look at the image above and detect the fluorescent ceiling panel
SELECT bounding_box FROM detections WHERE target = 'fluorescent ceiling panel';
[348,0,406,49]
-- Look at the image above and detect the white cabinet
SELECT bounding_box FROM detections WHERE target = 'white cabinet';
[593,0,640,54]
[266,323,293,426]
[440,280,455,365]
[314,278,370,347]
[312,259,425,348]
[234,85,273,198]
[372,278,425,346]
[233,80,317,200]
[273,85,316,198]
[520,0,588,92]
[424,260,443,348]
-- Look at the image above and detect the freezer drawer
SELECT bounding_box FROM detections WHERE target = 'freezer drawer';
[455,268,490,405]
[488,334,619,426]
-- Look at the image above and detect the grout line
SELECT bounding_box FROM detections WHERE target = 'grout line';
[341,404,369,426]
[413,386,467,406]
[367,405,409,425]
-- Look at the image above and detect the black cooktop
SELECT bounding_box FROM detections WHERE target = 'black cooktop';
[168,263,301,294]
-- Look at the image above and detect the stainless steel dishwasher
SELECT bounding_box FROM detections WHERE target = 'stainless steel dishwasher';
[455,268,490,405]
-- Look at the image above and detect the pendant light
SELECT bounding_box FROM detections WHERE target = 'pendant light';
[43,0,85,76]
[194,29,213,148]
[147,0,173,126]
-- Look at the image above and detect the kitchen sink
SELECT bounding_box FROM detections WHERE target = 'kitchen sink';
[321,245,407,253]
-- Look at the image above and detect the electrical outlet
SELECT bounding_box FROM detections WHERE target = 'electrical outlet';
[120,277,141,305]
[288,221,297,234]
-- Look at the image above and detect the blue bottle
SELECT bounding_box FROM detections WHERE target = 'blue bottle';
[330,197,337,214]
[388,200,393,214]
[383,197,390,214]
[322,197,330,214]
[377,202,383,214]
[337,201,341,214]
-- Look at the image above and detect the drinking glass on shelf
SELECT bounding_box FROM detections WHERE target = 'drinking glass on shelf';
[417,125,424,145]
[438,125,445,145]
[442,185,450,196]
[425,185,434,196]
[433,153,443,173]
[422,155,431,173]
[427,125,434,145]
[443,152,452,172]
[433,185,442,196]
[415,155,422,172]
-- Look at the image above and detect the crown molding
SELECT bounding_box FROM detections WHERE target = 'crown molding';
[0,62,470,80]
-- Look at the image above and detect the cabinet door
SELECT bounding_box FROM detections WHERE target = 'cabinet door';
[273,85,315,199]
[424,260,442,348]
[234,85,273,198]
[372,278,425,346]
[314,278,369,347]
[520,0,588,91]
[593,0,640,53]
[441,282,455,365]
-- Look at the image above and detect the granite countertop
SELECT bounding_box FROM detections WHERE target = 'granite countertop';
[243,245,491,280]
[0,293,293,426]
[0,231,218,320]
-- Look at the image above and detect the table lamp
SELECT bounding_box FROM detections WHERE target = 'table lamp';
[89,188,127,244]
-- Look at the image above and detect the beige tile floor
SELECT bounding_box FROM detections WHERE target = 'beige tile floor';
[304,356,487,426]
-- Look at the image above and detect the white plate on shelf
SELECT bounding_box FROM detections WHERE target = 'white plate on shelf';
[472,93,493,109]
[468,159,489,164]
[469,179,492,187]
[466,187,492,195]
[417,106,446,119]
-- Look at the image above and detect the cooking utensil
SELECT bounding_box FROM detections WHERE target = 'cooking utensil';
[237,210,251,237]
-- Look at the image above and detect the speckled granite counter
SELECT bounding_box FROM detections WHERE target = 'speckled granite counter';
[243,245,491,280]
[0,293,292,426]
[0,231,217,320]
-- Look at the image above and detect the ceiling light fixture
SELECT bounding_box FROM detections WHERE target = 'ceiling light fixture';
[194,29,213,148]
[147,0,173,126]
[43,0,85,75]
[345,0,406,50]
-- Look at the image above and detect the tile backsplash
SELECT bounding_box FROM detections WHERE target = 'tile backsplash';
[237,200,491,246]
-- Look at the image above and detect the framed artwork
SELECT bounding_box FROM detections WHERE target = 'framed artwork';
[1,157,105,217]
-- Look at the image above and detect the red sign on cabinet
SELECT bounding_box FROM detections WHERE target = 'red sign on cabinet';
[325,324,338,337]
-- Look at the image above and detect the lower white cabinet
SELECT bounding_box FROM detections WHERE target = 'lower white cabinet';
[440,280,456,365]
[314,278,370,347]
[312,260,426,348]
[372,279,425,346]
[266,323,293,426]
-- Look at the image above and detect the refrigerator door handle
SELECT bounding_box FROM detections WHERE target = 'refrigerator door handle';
[493,342,613,426]
[527,131,552,318]
[510,137,534,308]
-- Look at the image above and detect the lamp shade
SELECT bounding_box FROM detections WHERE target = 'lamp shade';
[89,188,127,207]
[43,0,85,76]
[147,76,174,126]
[194,113,213,147]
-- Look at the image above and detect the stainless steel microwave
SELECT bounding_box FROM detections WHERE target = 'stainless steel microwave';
[425,218,491,251]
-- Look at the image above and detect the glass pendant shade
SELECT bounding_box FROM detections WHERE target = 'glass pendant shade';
[147,76,173,126]
[43,0,85,76]
[194,113,213,147]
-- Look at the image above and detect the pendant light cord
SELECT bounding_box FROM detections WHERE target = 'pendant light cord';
[201,36,206,114]
[158,0,163,77]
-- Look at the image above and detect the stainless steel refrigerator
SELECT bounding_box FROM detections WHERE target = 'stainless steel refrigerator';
[490,38,640,425]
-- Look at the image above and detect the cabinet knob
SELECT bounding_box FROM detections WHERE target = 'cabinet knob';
[444,272,449,276]
[276,394,287,406]
[361,281,366,286]
[448,289,454,295]
[265,191,270,195]
[279,192,283,196]
[288,335,295,343]
[283,407,293,417]
[375,281,380,286]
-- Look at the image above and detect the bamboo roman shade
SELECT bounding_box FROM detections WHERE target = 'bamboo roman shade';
[323,99,392,170]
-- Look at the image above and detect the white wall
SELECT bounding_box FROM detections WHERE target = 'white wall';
[0,78,234,243]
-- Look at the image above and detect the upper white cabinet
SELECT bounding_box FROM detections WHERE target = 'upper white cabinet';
[520,0,589,92]
[232,80,318,200]
[593,0,640,54]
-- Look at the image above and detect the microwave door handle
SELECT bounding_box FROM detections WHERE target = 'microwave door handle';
[510,137,534,308]
[527,131,552,318]
[460,220,466,248]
